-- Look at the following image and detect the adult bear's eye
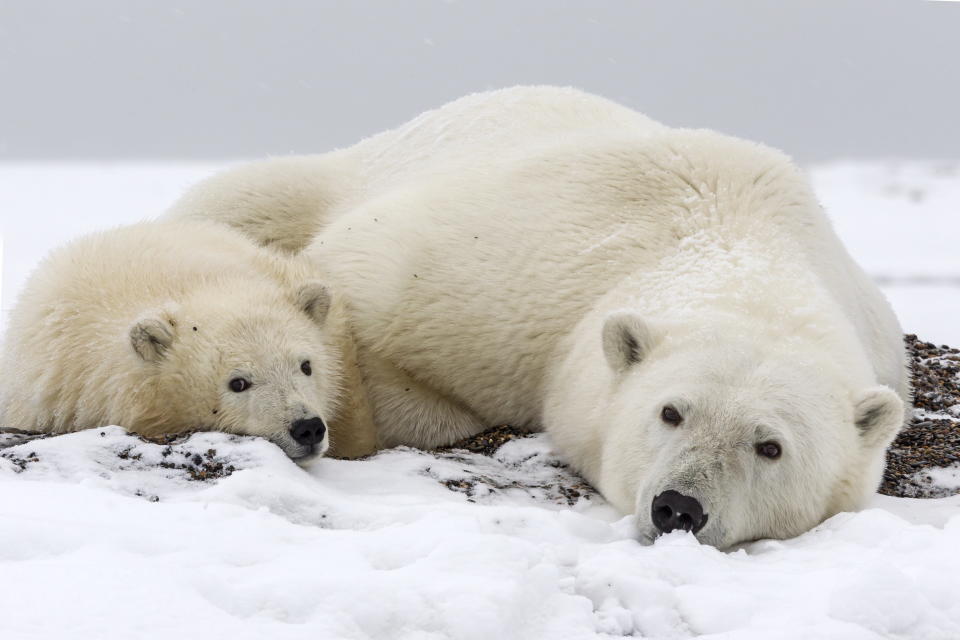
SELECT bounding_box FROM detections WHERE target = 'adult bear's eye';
[301,360,312,376]
[660,405,683,426]
[229,377,251,393]
[756,441,782,459]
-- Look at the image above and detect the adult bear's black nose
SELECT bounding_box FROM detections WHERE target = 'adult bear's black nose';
[289,417,326,446]
[651,490,707,534]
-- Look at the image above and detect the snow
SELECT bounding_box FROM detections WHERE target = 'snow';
[1,159,959,638]
[919,466,960,494]
[810,162,960,346]
[0,428,957,639]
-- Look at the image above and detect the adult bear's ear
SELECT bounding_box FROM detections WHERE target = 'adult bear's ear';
[130,317,175,362]
[602,312,657,372]
[853,386,905,449]
[297,281,331,326]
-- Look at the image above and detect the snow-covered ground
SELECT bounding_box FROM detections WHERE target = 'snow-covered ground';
[2,428,959,640]
[1,160,958,344]
[1,161,959,639]
[814,162,960,346]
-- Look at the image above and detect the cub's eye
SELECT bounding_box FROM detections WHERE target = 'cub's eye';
[660,405,683,426]
[756,441,782,459]
[229,377,251,393]
[301,360,312,376]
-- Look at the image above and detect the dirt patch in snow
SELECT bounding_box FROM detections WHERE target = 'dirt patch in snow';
[881,335,960,497]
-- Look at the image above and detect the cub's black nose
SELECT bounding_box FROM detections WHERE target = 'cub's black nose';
[289,417,326,446]
[651,490,707,534]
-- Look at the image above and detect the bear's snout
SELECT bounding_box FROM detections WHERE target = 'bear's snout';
[651,490,707,535]
[289,417,327,446]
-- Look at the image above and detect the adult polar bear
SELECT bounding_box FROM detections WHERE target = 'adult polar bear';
[170,87,909,548]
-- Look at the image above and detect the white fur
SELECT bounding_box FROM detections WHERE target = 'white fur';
[0,221,378,459]
[167,86,910,546]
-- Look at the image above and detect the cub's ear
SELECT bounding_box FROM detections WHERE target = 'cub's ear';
[130,317,175,362]
[853,386,905,449]
[602,312,657,372]
[297,281,332,325]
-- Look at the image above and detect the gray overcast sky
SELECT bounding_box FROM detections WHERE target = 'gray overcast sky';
[0,0,957,163]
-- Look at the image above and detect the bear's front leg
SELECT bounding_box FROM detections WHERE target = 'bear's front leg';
[358,348,487,449]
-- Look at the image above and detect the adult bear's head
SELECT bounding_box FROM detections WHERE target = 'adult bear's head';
[593,312,905,549]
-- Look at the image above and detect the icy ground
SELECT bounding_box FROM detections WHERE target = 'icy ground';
[0,160,959,639]
[2,428,959,640]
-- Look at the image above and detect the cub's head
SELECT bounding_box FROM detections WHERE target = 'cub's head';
[128,281,341,460]
[598,312,905,549]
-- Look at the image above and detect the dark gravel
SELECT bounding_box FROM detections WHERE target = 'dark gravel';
[880,335,960,497]
[437,425,532,456]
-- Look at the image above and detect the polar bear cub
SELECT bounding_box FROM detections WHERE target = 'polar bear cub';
[0,220,377,459]
[167,86,910,547]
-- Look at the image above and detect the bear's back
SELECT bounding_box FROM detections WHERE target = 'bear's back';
[0,221,276,430]
[320,121,908,425]
[9,222,265,330]
[349,86,668,201]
